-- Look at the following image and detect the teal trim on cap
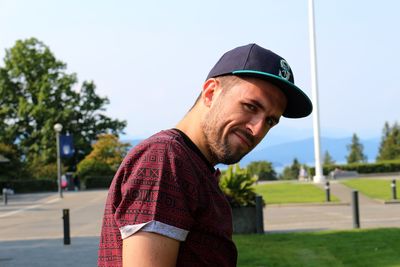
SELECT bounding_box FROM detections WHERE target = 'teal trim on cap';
[232,69,311,100]
[232,69,313,118]
[233,70,293,87]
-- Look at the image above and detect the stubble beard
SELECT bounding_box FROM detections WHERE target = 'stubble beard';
[201,108,246,165]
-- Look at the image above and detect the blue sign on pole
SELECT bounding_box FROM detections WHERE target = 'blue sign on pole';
[60,134,74,158]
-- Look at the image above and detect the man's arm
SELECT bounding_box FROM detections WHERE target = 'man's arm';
[122,231,180,267]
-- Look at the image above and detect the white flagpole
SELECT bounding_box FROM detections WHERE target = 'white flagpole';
[308,0,325,183]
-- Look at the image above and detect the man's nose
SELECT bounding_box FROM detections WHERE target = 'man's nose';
[246,117,268,139]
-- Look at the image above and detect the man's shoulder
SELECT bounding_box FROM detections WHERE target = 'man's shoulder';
[128,129,188,158]
[138,129,184,149]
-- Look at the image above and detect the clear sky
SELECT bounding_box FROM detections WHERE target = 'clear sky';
[1,0,399,145]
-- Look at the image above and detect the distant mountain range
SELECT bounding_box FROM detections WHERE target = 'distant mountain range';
[240,136,380,167]
[123,136,381,169]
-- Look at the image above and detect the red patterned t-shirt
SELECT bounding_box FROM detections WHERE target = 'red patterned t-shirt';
[98,129,237,266]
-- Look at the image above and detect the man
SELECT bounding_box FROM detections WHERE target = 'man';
[98,43,312,267]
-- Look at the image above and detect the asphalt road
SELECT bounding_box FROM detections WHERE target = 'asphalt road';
[0,190,107,267]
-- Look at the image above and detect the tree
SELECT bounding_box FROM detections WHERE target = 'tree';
[376,122,400,161]
[280,158,301,180]
[0,38,126,173]
[0,143,25,180]
[77,134,130,180]
[346,133,367,164]
[246,161,277,181]
[323,150,335,165]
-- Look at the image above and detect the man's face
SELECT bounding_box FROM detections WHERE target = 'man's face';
[201,77,287,165]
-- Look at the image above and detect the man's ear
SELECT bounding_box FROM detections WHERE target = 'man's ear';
[201,78,220,107]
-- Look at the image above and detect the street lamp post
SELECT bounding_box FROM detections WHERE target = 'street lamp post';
[54,123,63,198]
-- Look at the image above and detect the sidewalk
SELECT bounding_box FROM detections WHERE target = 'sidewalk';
[0,237,99,267]
[0,190,107,267]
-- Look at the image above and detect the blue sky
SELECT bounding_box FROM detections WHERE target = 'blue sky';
[1,0,399,146]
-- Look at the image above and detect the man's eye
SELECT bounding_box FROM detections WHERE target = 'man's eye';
[244,103,256,112]
[266,118,276,127]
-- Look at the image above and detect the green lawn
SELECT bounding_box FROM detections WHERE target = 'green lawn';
[234,228,400,267]
[341,179,397,201]
[254,182,339,204]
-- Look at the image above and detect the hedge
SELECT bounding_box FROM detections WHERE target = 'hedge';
[309,160,400,176]
[84,176,113,189]
[0,179,57,193]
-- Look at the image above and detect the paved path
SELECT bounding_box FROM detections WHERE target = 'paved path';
[264,180,400,232]
[0,190,107,267]
[1,182,399,266]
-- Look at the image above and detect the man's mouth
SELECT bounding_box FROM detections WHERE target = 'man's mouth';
[233,131,253,148]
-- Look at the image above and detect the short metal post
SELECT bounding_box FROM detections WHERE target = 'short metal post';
[325,181,330,202]
[391,179,397,200]
[255,195,264,234]
[2,188,8,205]
[63,209,71,245]
[352,191,360,229]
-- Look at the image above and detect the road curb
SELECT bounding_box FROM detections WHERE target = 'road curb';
[265,202,350,207]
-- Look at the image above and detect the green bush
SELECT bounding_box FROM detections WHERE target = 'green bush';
[220,164,257,207]
[76,134,128,182]
[77,159,114,180]
[0,179,57,193]
[27,162,58,180]
[309,160,400,176]
[84,175,113,189]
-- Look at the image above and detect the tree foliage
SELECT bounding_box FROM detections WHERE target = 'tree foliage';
[280,158,301,180]
[0,38,126,173]
[246,160,277,181]
[323,150,335,165]
[346,133,367,164]
[77,134,130,179]
[27,161,58,180]
[0,143,25,180]
[377,122,400,161]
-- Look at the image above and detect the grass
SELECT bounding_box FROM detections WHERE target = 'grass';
[341,179,397,201]
[254,182,339,204]
[234,228,400,267]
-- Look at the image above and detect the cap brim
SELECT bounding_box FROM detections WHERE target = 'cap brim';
[232,70,313,118]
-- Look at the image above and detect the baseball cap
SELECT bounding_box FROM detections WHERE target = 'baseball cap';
[206,43,313,118]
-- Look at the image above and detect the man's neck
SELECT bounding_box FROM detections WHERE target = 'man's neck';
[175,112,215,166]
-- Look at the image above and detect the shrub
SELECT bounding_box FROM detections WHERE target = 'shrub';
[27,162,58,180]
[84,175,114,189]
[219,164,257,207]
[0,179,57,193]
[76,134,128,181]
[77,159,114,181]
[309,160,400,176]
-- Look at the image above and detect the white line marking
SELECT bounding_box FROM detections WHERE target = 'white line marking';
[0,197,60,218]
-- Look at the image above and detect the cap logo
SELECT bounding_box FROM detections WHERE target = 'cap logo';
[278,59,291,81]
